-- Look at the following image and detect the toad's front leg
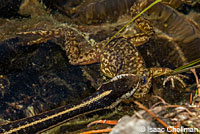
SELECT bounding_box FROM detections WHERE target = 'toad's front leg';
[122,0,154,47]
[133,67,188,99]
[150,67,188,88]
[65,38,104,65]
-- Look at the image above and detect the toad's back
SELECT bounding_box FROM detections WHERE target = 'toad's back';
[100,37,146,78]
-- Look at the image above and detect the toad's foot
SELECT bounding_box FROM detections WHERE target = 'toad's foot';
[163,74,189,88]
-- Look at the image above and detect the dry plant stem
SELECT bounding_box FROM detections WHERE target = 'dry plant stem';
[190,93,193,105]
[164,105,183,108]
[87,120,118,127]
[164,105,194,116]
[80,128,113,134]
[152,96,169,105]
[190,68,200,96]
[134,101,177,134]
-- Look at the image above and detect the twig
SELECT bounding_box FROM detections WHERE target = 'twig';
[134,101,177,134]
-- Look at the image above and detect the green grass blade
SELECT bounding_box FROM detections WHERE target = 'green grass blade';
[174,58,200,72]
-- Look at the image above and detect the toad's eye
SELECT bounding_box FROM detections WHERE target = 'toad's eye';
[141,76,147,85]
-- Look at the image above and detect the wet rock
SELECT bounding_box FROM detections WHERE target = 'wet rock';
[110,115,156,134]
